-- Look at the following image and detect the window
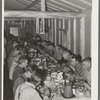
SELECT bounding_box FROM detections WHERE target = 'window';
[10,27,18,36]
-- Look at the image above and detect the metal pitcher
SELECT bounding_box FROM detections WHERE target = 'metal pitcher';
[62,83,74,98]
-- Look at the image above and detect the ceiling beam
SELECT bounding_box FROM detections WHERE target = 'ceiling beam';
[4,10,82,19]
[36,3,60,11]
[41,0,46,11]
[47,0,79,12]
[46,2,67,11]
[78,0,92,6]
[25,0,40,9]
[59,0,85,11]
[29,5,40,10]
[38,2,62,11]
[16,0,29,6]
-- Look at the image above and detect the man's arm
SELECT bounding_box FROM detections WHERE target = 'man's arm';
[13,77,25,95]
[19,88,42,100]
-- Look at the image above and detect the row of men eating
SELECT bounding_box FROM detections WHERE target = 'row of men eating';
[4,33,91,100]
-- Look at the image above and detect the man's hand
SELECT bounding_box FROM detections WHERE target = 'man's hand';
[44,88,51,97]
[39,86,51,97]
[83,82,91,91]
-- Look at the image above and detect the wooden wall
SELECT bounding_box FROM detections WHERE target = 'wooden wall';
[4,10,91,59]
[43,11,91,59]
[84,11,91,58]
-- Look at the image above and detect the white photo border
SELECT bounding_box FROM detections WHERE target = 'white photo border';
[1,0,99,100]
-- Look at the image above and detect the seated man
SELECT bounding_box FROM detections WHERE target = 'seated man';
[62,50,73,62]
[82,57,91,98]
[15,68,50,100]
[69,57,91,98]
[13,64,38,96]
[8,45,21,70]
[12,56,28,85]
[7,39,19,58]
[53,45,63,60]
[69,54,83,77]
[46,42,55,56]
[9,55,20,80]
[27,47,35,59]
[62,54,83,83]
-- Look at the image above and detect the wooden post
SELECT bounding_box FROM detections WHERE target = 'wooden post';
[36,17,39,33]
[48,19,51,41]
[54,19,57,46]
[41,0,46,40]
[52,19,54,43]
[59,19,62,45]
[80,16,85,59]
[45,19,48,41]
[73,18,76,54]
[62,18,65,47]
[19,25,21,37]
[67,19,71,49]
[21,20,22,29]
[41,0,46,11]
[24,19,25,28]
[26,21,28,32]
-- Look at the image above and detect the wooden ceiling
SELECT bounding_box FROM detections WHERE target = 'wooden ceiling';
[4,0,92,13]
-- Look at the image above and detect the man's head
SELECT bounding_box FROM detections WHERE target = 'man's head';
[70,54,82,67]
[18,56,28,68]
[55,45,60,51]
[28,52,34,58]
[62,50,71,61]
[25,64,38,79]
[13,45,21,56]
[34,58,41,66]
[28,46,37,58]
[12,40,19,47]
[31,69,47,87]
[82,57,91,71]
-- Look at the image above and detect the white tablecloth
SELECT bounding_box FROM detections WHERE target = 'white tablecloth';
[51,89,91,100]
[52,95,91,100]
